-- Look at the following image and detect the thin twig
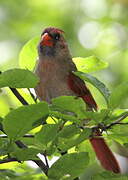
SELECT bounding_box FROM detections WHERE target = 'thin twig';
[1,141,48,174]
[105,113,128,130]
[0,71,48,174]
[50,116,57,123]
[23,134,34,138]
[0,157,18,164]
[27,88,37,103]
[0,124,4,133]
[43,152,49,169]
[15,140,48,174]
[15,140,27,148]
[0,134,34,138]
[0,155,48,174]
[7,85,48,174]
[33,160,48,174]
[10,88,28,105]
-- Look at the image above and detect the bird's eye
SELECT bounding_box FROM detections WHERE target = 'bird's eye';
[54,33,60,40]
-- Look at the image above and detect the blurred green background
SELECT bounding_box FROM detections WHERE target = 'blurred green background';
[0,0,128,114]
[0,0,128,178]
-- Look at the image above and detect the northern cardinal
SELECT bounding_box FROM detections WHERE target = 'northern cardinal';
[34,27,120,173]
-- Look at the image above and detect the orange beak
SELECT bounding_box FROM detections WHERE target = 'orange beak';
[41,33,53,47]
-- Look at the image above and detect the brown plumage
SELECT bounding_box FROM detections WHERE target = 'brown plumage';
[34,27,120,173]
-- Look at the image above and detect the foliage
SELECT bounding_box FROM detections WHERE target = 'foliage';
[0,69,39,88]
[0,37,128,180]
[0,0,128,178]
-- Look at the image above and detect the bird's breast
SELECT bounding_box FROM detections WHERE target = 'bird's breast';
[34,60,75,103]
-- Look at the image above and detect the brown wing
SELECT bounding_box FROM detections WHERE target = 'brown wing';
[67,72,97,110]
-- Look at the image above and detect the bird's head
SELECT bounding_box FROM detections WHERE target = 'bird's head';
[38,27,71,59]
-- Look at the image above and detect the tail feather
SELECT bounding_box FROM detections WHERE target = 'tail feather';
[90,131,120,173]
[68,72,120,173]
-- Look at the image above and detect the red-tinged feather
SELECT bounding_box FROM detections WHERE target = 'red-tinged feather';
[67,72,120,173]
[42,27,64,36]
[90,131,120,173]
[67,72,97,110]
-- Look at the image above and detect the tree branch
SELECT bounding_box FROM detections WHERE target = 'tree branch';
[9,88,28,105]
[105,113,128,130]
[7,85,49,174]
[87,113,128,138]
[15,140,48,175]
[0,134,35,138]
[0,141,48,174]
[0,157,18,164]
[41,152,49,169]
[0,71,28,106]
[27,88,37,103]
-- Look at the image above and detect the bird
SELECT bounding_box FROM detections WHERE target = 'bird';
[34,27,120,173]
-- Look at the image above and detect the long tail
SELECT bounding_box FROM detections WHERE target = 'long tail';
[89,130,120,173]
[83,95,120,173]
[68,72,120,173]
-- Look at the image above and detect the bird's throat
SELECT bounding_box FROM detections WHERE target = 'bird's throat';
[39,46,55,57]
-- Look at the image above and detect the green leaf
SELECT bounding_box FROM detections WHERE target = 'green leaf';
[57,125,91,151]
[84,109,110,124]
[73,56,108,73]
[50,111,80,123]
[80,163,101,180]
[20,135,56,156]
[48,152,89,180]
[105,110,128,125]
[35,124,59,148]
[108,133,128,143]
[0,69,39,88]
[51,96,86,119]
[76,140,96,165]
[3,102,49,140]
[12,148,41,161]
[0,169,19,179]
[93,171,128,180]
[74,71,110,104]
[111,141,128,157]
[108,81,128,109]
[19,36,39,71]
[0,138,10,156]
[58,125,80,138]
[0,169,48,179]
